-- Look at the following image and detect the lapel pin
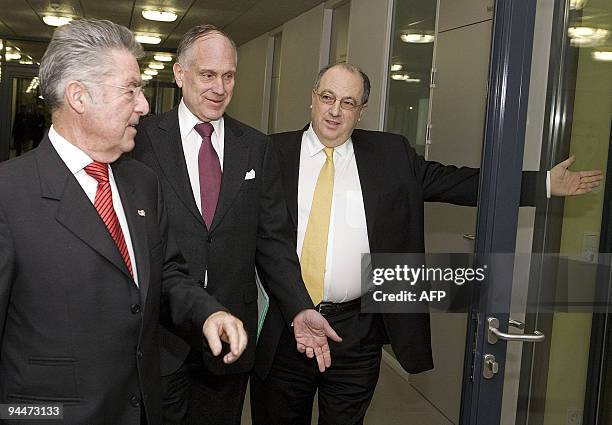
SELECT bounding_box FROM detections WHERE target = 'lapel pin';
[137,209,146,217]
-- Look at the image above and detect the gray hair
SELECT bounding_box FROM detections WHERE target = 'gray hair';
[314,62,371,104]
[176,24,237,66]
[39,19,143,110]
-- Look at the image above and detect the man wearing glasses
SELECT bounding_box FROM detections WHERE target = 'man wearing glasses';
[250,62,602,424]
[0,19,247,425]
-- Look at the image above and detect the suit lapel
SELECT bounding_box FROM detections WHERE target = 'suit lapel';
[352,130,384,245]
[151,108,204,227]
[277,131,303,231]
[36,138,133,279]
[112,160,151,303]
[209,116,249,232]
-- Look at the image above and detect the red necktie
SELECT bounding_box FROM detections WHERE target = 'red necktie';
[84,161,134,277]
[194,122,221,229]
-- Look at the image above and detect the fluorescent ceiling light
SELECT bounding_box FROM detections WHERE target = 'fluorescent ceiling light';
[568,27,609,47]
[141,74,153,81]
[142,10,177,22]
[592,51,612,61]
[43,15,73,27]
[154,54,173,62]
[400,33,434,43]
[144,69,158,76]
[391,73,421,83]
[570,0,589,10]
[148,62,164,70]
[135,34,162,45]
[0,41,3,50]
[390,64,403,71]
[5,52,21,61]
[19,57,34,65]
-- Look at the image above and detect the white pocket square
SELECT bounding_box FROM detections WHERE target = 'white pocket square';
[245,169,256,180]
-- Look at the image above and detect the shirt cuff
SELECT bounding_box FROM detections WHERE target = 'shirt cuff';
[546,171,551,198]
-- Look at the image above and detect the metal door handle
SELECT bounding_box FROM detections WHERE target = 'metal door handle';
[488,317,545,344]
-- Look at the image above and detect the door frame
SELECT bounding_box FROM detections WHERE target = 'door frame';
[459,0,538,423]
[0,62,39,161]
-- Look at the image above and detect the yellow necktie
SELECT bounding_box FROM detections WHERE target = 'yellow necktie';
[301,147,335,305]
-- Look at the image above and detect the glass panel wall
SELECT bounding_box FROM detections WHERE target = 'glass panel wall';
[502,0,612,424]
[384,0,436,155]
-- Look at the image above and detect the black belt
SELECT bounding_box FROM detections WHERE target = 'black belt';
[316,298,361,317]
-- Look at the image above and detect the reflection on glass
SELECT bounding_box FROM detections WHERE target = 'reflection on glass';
[9,77,48,159]
[384,0,436,155]
[329,2,350,64]
[513,0,612,424]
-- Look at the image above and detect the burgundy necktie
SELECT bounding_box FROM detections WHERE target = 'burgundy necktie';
[84,161,134,277]
[194,122,221,229]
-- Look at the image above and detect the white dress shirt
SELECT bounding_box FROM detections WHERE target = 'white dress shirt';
[48,125,139,286]
[177,99,225,215]
[297,125,370,303]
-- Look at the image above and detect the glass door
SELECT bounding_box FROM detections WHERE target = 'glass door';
[0,39,48,162]
[462,0,612,423]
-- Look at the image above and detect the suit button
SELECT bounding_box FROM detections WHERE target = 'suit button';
[131,304,141,314]
[137,350,143,359]
[207,235,213,243]
[129,395,140,407]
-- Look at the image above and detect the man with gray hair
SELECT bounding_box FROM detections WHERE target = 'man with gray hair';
[134,24,341,425]
[0,19,247,425]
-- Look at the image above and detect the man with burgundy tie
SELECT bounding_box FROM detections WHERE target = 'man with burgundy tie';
[133,25,340,425]
[0,19,248,425]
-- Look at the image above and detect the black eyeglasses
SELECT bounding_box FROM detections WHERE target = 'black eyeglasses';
[313,90,364,111]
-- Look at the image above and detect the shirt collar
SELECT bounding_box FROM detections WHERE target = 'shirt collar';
[47,125,95,175]
[304,123,352,158]
[178,98,223,139]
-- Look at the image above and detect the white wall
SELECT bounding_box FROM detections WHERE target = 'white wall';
[226,33,269,131]
[274,4,326,132]
[345,0,391,131]
[228,0,391,134]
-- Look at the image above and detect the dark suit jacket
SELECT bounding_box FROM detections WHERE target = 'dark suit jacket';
[254,127,540,379]
[0,137,225,425]
[133,109,312,376]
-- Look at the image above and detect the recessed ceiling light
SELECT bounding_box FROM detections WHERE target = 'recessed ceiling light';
[43,15,73,27]
[404,78,421,83]
[154,54,173,62]
[142,10,178,22]
[592,51,612,61]
[570,0,588,10]
[5,52,21,61]
[148,62,164,70]
[144,69,158,76]
[135,34,162,45]
[142,74,153,81]
[400,33,434,43]
[391,73,409,81]
[568,27,609,47]
[19,56,34,65]
[390,64,403,71]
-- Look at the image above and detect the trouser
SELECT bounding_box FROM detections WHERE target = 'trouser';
[251,310,386,425]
